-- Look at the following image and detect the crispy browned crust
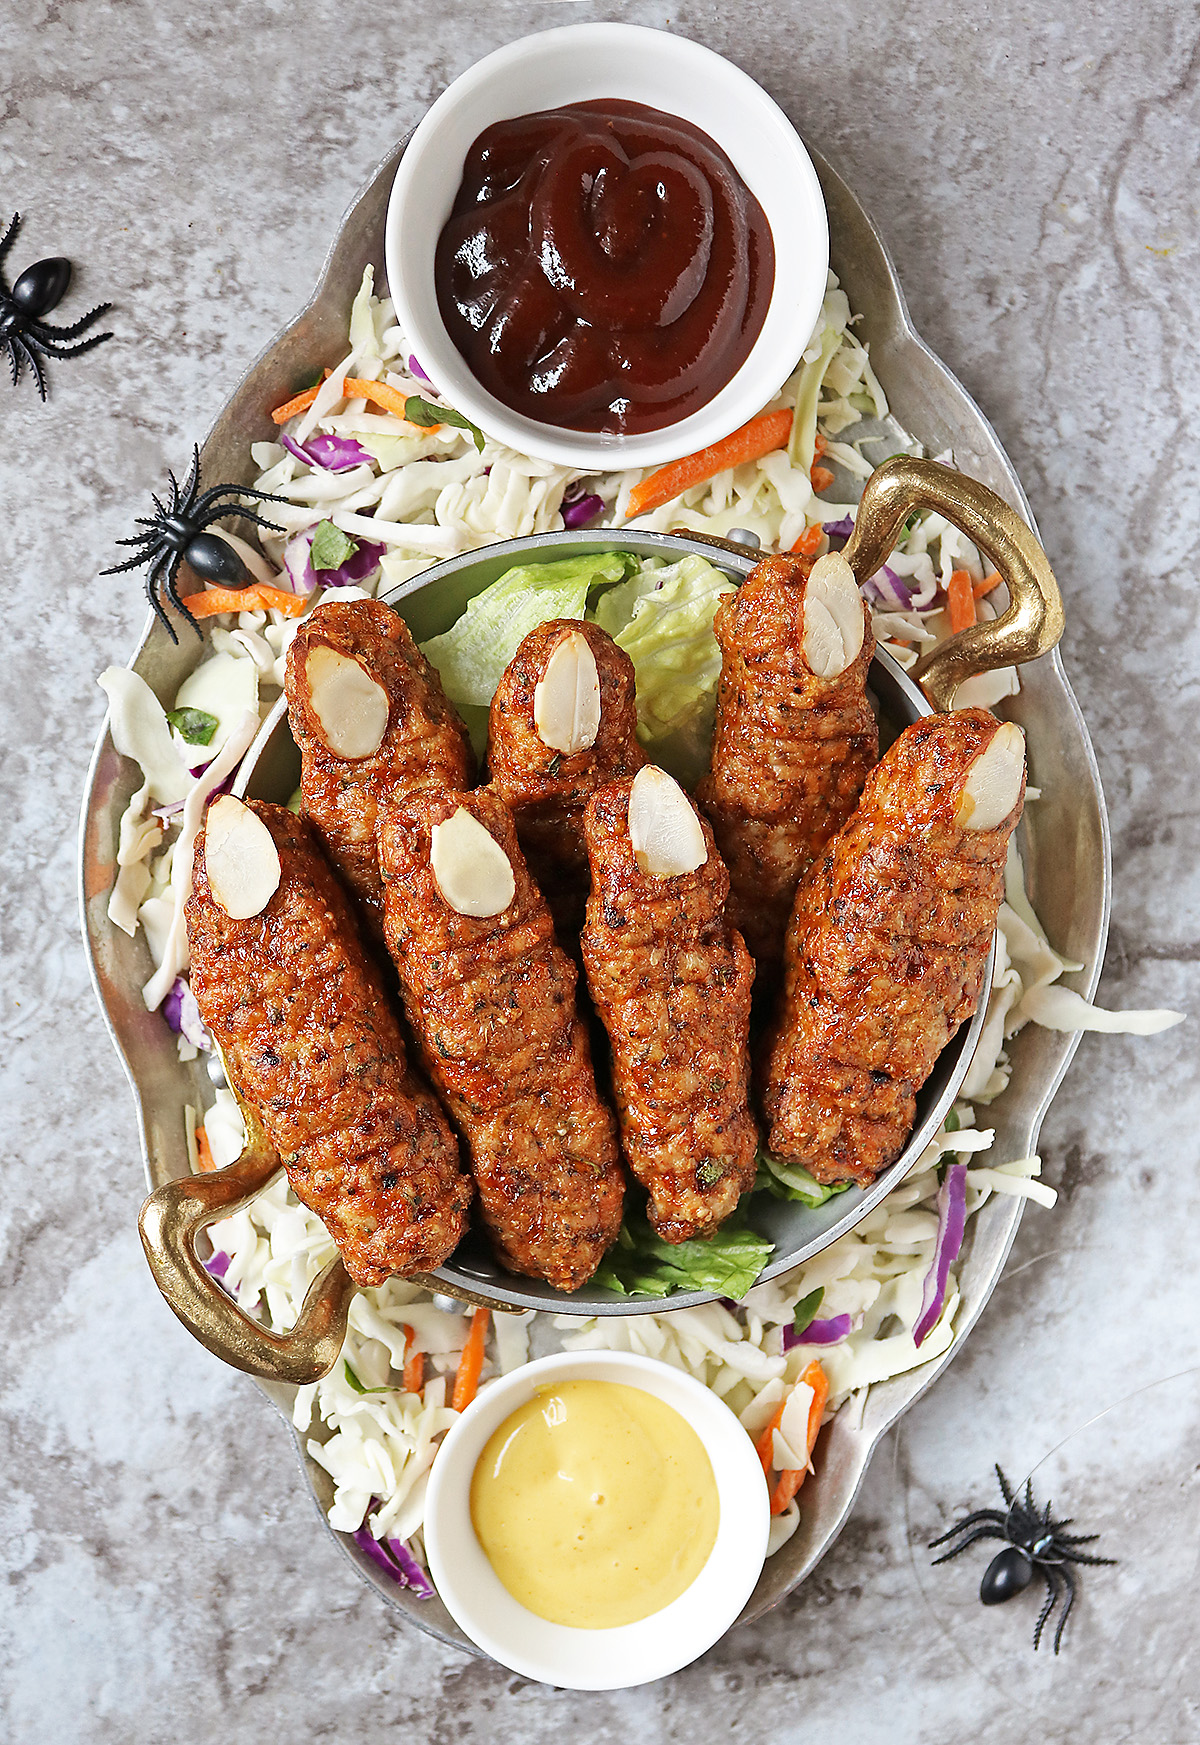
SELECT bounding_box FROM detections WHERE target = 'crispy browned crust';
[488,619,645,939]
[285,598,475,939]
[185,802,472,1287]
[581,776,759,1243]
[761,710,1025,1186]
[696,553,878,988]
[377,787,625,1292]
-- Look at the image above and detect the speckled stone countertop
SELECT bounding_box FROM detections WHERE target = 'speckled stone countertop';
[2,3,1197,1741]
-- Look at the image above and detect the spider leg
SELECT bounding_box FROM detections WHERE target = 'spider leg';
[143,552,178,641]
[22,328,113,361]
[178,446,202,514]
[163,553,201,638]
[101,547,161,576]
[1031,1564,1061,1652]
[930,1524,1008,1565]
[1024,1477,1036,1516]
[197,504,286,537]
[15,335,46,399]
[192,483,293,517]
[1051,1565,1077,1655]
[995,1466,1016,1508]
[929,1508,1008,1548]
[1054,1531,1097,1546]
[1057,1547,1117,1568]
[0,211,18,293]
[5,336,21,387]
[27,301,113,342]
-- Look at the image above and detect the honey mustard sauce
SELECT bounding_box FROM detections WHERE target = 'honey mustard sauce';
[470,1379,720,1628]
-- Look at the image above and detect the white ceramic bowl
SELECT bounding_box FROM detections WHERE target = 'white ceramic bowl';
[385,23,828,472]
[423,1350,771,1688]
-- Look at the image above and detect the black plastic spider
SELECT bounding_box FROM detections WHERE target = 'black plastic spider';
[929,1464,1115,1653]
[102,446,290,642]
[0,211,113,398]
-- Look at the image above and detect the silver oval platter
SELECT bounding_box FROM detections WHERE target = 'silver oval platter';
[78,136,1111,1653]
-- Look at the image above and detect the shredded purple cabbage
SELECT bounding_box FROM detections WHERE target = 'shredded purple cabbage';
[351,1517,434,1598]
[913,1162,968,1346]
[782,1313,853,1350]
[823,515,855,539]
[163,977,212,1050]
[864,563,915,610]
[282,528,386,594]
[385,1537,435,1598]
[562,493,604,529]
[203,1249,231,1281]
[282,430,372,473]
[408,354,433,386]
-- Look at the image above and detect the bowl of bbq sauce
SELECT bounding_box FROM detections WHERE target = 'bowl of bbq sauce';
[386,24,828,470]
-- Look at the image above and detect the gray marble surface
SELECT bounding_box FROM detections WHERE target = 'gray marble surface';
[2,2,1197,1740]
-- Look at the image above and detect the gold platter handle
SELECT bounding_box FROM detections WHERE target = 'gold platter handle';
[842,455,1065,712]
[138,1127,353,1385]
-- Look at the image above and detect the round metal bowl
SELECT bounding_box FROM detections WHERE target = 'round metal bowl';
[230,525,994,1318]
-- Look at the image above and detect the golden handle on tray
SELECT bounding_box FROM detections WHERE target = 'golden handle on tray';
[138,1109,354,1386]
[843,455,1065,711]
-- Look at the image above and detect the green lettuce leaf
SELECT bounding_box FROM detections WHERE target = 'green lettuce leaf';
[754,1150,852,1208]
[591,552,735,786]
[419,550,635,708]
[594,1208,773,1300]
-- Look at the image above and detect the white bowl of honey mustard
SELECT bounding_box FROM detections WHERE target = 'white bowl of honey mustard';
[423,1349,771,1688]
[386,23,828,473]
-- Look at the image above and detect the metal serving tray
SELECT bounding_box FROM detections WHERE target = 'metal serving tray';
[78,139,1110,1652]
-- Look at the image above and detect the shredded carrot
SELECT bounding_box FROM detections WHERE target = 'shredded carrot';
[183,582,308,620]
[452,1307,490,1411]
[810,463,836,494]
[791,521,825,558]
[269,368,332,425]
[341,375,440,431]
[402,1324,425,1397]
[813,431,827,460]
[973,571,1002,601]
[947,568,977,633]
[195,1126,216,1172]
[769,1361,830,1516]
[625,408,793,521]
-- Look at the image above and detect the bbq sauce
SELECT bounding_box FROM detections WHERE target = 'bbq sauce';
[435,100,775,435]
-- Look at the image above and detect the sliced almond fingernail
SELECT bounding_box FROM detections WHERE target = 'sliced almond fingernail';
[204,796,282,919]
[430,806,516,917]
[957,721,1026,829]
[627,765,708,879]
[533,630,601,755]
[802,552,865,679]
[305,645,389,759]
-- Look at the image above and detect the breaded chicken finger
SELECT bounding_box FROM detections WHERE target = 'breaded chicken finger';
[378,787,624,1292]
[186,798,471,1287]
[696,550,877,988]
[285,598,475,938]
[762,710,1027,1185]
[489,618,645,936]
[582,765,758,1243]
